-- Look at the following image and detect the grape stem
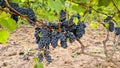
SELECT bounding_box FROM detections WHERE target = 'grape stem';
[112,0,120,12]
[111,35,120,59]
[102,30,109,59]
[76,38,85,53]
[70,0,117,23]
[83,0,93,17]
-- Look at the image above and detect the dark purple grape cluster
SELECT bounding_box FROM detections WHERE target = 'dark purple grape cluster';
[60,10,66,22]
[0,1,36,25]
[38,50,52,62]
[34,10,86,62]
[115,27,120,35]
[11,14,18,22]
[108,21,114,32]
[103,16,115,32]
[104,16,112,22]
[0,0,6,8]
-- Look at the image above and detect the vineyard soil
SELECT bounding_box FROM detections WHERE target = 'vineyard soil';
[0,24,120,68]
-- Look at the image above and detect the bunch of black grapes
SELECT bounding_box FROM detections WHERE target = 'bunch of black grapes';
[104,16,120,35]
[108,21,114,32]
[104,16,114,32]
[0,0,6,8]
[115,27,120,35]
[104,16,112,22]
[34,10,86,62]
[0,0,36,25]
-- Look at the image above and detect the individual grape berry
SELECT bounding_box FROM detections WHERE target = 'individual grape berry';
[66,32,76,43]
[115,27,120,35]
[35,37,40,44]
[61,26,68,32]
[60,10,66,22]
[109,21,114,32]
[61,20,68,26]
[38,53,43,62]
[77,13,81,19]
[0,0,6,8]
[59,32,66,42]
[11,14,18,22]
[60,41,67,49]
[104,16,111,22]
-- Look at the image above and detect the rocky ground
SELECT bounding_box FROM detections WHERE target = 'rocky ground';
[0,24,120,68]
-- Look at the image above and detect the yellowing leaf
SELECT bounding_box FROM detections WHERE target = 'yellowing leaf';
[38,32,43,37]
[90,22,99,28]
[0,12,10,18]
[73,17,79,25]
[21,0,26,2]
[0,30,9,44]
[32,57,44,68]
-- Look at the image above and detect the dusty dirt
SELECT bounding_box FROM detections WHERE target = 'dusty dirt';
[0,24,120,68]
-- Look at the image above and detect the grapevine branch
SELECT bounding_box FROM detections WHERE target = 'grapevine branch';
[112,0,120,12]
[83,0,93,17]
[111,35,120,58]
[70,0,117,23]
[76,38,85,53]
[102,30,118,66]
[103,30,109,59]
[0,8,16,15]
[70,0,107,16]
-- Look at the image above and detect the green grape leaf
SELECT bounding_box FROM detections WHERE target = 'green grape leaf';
[90,22,99,28]
[66,38,70,43]
[0,18,17,32]
[37,62,44,68]
[48,0,63,14]
[33,64,37,68]
[0,12,10,18]
[73,17,79,25]
[38,32,43,38]
[98,0,111,7]
[0,30,9,44]
[33,57,39,64]
[10,0,20,3]
[33,57,44,68]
